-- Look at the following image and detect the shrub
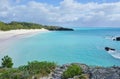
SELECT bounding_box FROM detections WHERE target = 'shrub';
[19,61,56,77]
[27,61,56,76]
[0,68,23,79]
[1,55,13,68]
[62,64,83,79]
[0,61,56,79]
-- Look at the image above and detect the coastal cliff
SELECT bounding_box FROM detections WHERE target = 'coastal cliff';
[50,63,120,79]
[0,61,120,79]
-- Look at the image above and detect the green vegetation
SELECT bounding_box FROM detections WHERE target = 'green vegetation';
[1,55,13,68]
[0,68,22,79]
[0,56,87,79]
[0,61,56,79]
[19,61,56,77]
[62,64,83,79]
[0,21,73,31]
[0,55,56,79]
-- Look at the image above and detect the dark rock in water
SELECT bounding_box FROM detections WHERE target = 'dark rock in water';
[116,37,120,41]
[113,37,120,41]
[105,47,115,51]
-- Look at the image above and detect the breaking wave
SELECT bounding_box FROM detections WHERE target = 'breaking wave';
[107,50,120,59]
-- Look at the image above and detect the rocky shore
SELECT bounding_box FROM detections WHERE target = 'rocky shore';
[47,63,120,79]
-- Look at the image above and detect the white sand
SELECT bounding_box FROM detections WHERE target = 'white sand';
[0,28,49,54]
[0,28,49,40]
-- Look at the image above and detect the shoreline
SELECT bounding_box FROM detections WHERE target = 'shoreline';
[0,28,49,40]
[0,28,49,54]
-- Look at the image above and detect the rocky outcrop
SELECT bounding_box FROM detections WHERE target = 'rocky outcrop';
[49,63,120,79]
[89,66,120,79]
[113,37,120,41]
[105,47,115,51]
[51,64,69,79]
[48,27,74,31]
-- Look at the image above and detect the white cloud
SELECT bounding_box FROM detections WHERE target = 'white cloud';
[0,0,120,27]
[16,0,21,3]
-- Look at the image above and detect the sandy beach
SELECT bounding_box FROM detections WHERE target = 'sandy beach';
[0,28,49,54]
[0,28,48,40]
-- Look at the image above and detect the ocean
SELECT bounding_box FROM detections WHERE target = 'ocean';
[1,28,120,67]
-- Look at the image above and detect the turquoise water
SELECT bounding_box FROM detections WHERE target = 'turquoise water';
[1,28,120,67]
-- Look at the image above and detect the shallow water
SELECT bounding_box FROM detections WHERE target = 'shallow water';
[1,28,120,67]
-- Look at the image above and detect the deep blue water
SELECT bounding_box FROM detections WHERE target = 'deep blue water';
[1,28,120,67]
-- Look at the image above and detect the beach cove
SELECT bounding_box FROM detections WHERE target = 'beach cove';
[0,28,120,67]
[0,28,49,60]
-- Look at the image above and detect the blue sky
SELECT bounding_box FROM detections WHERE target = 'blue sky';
[0,0,120,27]
[15,0,120,5]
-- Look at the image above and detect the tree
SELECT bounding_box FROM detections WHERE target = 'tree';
[1,55,13,68]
